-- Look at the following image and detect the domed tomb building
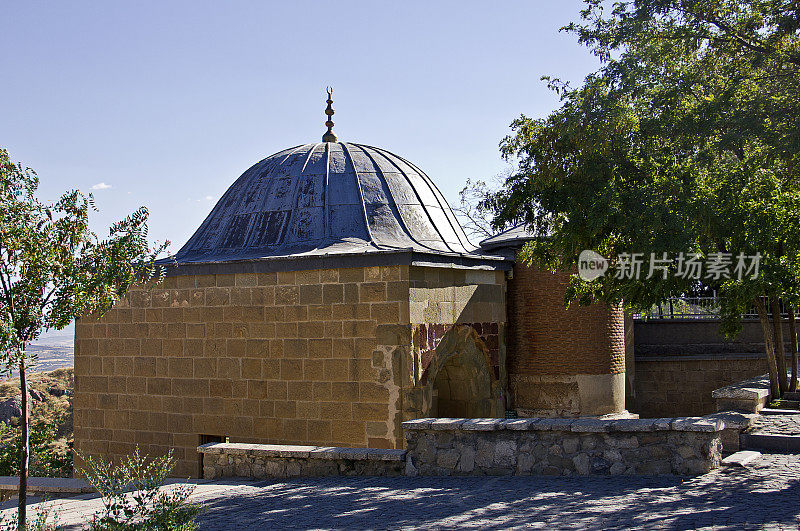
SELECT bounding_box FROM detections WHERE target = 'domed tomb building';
[73,95,625,477]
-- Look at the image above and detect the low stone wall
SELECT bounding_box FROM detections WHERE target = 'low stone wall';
[403,417,724,476]
[199,416,739,480]
[711,374,771,413]
[703,411,758,453]
[198,443,406,479]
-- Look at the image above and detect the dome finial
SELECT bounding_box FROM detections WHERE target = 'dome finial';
[322,86,338,142]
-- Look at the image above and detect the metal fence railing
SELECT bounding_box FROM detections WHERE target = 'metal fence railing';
[634,297,790,320]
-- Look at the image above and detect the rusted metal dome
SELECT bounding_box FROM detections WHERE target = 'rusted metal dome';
[172,142,489,266]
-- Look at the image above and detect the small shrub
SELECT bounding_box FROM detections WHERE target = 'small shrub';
[82,447,203,531]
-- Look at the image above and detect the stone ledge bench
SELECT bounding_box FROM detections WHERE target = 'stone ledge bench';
[198,443,406,479]
[402,417,727,476]
[0,477,92,501]
[712,374,771,413]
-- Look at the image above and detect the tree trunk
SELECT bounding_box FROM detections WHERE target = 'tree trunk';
[754,297,781,398]
[790,306,799,392]
[771,297,789,395]
[17,355,28,531]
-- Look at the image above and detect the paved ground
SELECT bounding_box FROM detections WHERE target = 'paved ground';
[5,453,799,530]
[193,454,800,530]
[751,413,800,436]
[5,411,800,530]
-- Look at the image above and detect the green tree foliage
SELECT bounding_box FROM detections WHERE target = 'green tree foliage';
[0,148,167,529]
[0,415,72,478]
[491,0,800,396]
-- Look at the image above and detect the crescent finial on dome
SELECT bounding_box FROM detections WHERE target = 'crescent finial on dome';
[322,87,337,142]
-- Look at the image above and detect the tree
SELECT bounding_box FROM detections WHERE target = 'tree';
[0,149,166,529]
[491,0,800,398]
[453,174,512,243]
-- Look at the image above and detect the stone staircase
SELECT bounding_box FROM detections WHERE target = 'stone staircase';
[741,406,800,453]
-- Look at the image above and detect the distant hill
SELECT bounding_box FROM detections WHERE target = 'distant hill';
[3,334,75,377]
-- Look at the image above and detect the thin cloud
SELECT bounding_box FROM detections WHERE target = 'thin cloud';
[91,182,112,190]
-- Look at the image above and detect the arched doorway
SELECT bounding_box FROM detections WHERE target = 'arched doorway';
[433,350,496,417]
[422,326,504,418]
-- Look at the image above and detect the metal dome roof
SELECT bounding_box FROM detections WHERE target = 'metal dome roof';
[172,142,486,265]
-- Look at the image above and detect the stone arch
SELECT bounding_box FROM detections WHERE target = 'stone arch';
[421,326,504,418]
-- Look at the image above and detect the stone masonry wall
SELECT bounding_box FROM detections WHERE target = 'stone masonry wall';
[74,266,411,478]
[633,355,768,417]
[199,443,405,479]
[403,268,507,421]
[403,417,723,477]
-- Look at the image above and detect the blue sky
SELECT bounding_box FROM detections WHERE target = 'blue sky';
[2,1,599,255]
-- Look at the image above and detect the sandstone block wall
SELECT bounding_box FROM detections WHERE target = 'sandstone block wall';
[404,268,507,421]
[74,264,508,477]
[74,266,411,477]
[507,263,625,416]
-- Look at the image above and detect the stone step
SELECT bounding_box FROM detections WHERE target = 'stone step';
[742,433,800,453]
[782,392,800,401]
[761,408,800,415]
[769,399,800,409]
[721,450,761,467]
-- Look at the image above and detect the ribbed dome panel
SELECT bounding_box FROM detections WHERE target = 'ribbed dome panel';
[174,142,477,263]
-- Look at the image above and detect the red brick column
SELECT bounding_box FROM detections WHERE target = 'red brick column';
[506,262,626,416]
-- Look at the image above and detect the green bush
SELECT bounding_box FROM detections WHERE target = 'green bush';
[0,416,72,478]
[82,448,203,531]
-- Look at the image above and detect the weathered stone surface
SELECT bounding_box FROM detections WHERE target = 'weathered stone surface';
[501,418,538,431]
[199,443,406,479]
[405,456,418,477]
[202,414,726,480]
[402,419,434,430]
[562,437,579,455]
[401,415,723,477]
[612,419,656,432]
[461,419,502,431]
[671,418,722,432]
[603,449,622,462]
[457,446,476,473]
[609,462,626,475]
[0,396,30,424]
[570,418,611,433]
[429,418,465,430]
[721,450,761,467]
[712,374,770,400]
[573,453,590,475]
[535,418,575,431]
[436,449,460,469]
[516,452,533,474]
[494,439,517,467]
[703,411,758,430]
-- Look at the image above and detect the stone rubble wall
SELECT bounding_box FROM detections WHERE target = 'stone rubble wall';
[200,416,735,480]
[403,417,725,476]
[199,443,406,479]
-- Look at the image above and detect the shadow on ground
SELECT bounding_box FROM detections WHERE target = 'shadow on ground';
[195,463,800,530]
